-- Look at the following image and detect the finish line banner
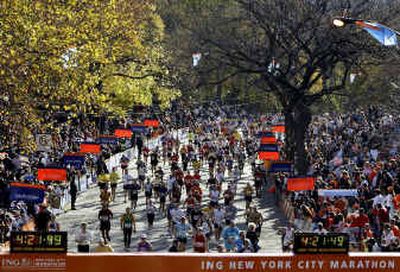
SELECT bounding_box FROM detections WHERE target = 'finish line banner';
[0,254,398,272]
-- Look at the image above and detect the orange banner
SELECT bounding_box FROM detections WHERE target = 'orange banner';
[80,143,101,154]
[37,168,67,181]
[287,177,316,191]
[144,119,160,128]
[260,136,277,144]
[114,129,133,138]
[271,125,285,133]
[0,254,399,272]
[258,151,279,160]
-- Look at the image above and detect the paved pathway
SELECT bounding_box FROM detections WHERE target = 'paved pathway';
[58,133,287,253]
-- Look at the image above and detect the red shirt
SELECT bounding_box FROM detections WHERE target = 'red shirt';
[193,233,206,252]
[350,214,369,228]
[378,208,390,224]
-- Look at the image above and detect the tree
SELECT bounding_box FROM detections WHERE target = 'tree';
[0,0,179,151]
[161,0,400,174]
[157,0,280,113]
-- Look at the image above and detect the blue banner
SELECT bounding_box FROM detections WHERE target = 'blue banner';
[97,136,119,145]
[63,155,85,170]
[131,125,147,133]
[269,162,293,173]
[256,131,274,138]
[10,184,45,204]
[258,144,278,152]
[318,189,358,197]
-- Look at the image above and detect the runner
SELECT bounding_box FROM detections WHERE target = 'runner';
[137,234,152,252]
[123,169,134,203]
[130,179,141,209]
[193,227,208,253]
[120,207,136,249]
[109,167,119,202]
[146,201,156,228]
[98,204,113,242]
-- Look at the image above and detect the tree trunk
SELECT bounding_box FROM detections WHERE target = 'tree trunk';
[283,105,312,175]
[293,105,311,175]
[283,109,295,161]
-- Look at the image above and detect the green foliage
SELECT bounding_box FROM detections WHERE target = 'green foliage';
[0,0,180,151]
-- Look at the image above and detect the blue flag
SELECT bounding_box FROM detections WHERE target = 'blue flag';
[357,21,398,46]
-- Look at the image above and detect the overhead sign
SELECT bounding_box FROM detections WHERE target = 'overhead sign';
[318,189,358,197]
[144,119,160,128]
[258,151,279,160]
[37,168,67,181]
[114,129,133,139]
[269,161,293,173]
[9,183,46,204]
[260,136,277,144]
[257,131,274,138]
[80,143,101,154]
[271,125,285,133]
[131,124,147,133]
[63,153,86,170]
[258,144,279,152]
[97,135,119,145]
[287,177,316,191]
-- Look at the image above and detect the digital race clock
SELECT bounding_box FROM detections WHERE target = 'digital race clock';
[293,233,349,254]
[10,231,68,253]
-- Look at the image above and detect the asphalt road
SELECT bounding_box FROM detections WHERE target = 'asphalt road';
[57,134,287,253]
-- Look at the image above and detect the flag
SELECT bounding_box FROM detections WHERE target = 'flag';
[257,131,274,138]
[80,143,101,154]
[356,21,398,46]
[260,136,277,144]
[114,129,133,139]
[258,151,279,160]
[271,125,285,133]
[287,177,316,191]
[269,161,293,173]
[192,53,202,67]
[318,189,358,197]
[131,124,147,133]
[144,119,160,128]
[329,149,343,168]
[97,135,119,145]
[258,144,279,152]
[63,153,86,169]
[10,183,46,204]
[37,168,67,181]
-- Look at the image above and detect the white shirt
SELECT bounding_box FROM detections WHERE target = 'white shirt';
[214,209,225,225]
[381,230,395,247]
[138,166,146,176]
[75,230,92,245]
[167,177,176,190]
[373,194,385,208]
[283,227,294,246]
[313,228,328,234]
[172,208,185,224]
[123,174,134,186]
[210,190,220,202]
